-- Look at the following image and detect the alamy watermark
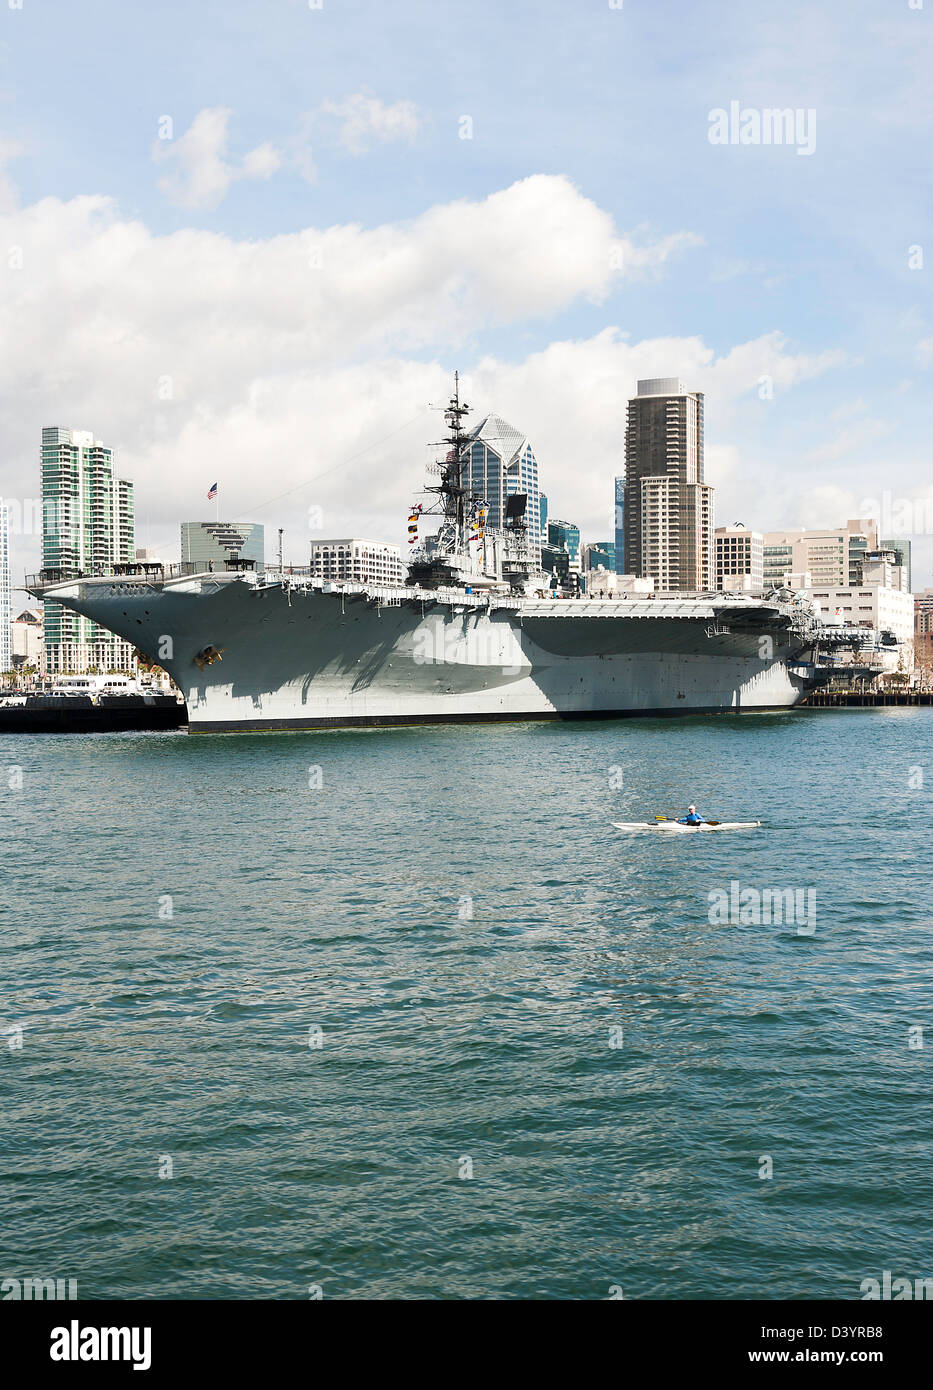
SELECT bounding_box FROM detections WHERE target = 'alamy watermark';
[858,491,933,538]
[1,1276,77,1300]
[708,102,816,157]
[860,1270,933,1300]
[2,497,63,537]
[412,619,521,676]
[50,1322,151,1371]
[708,880,816,933]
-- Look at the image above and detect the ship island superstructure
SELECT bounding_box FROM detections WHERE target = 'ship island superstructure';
[28,377,825,733]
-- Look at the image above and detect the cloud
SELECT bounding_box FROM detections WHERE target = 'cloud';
[315,92,421,155]
[618,228,704,277]
[829,398,868,422]
[703,332,849,410]
[460,329,848,536]
[807,416,889,464]
[2,175,656,418]
[291,92,422,182]
[0,136,24,213]
[0,173,846,580]
[153,96,422,204]
[153,107,283,209]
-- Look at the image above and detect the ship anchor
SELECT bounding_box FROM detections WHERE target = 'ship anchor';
[193,644,225,670]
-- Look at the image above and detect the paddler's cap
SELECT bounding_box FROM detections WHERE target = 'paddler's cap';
[688,805,696,812]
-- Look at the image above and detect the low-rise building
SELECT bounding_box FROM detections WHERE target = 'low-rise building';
[914,588,933,678]
[11,608,44,674]
[715,525,763,591]
[762,519,878,588]
[584,568,654,598]
[861,548,909,592]
[812,584,914,670]
[583,565,615,597]
[309,539,403,586]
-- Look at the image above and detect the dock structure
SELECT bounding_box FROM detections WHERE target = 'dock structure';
[802,690,933,707]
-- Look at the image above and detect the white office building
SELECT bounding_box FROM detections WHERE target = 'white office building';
[811,583,914,673]
[584,568,655,598]
[11,608,44,673]
[310,539,403,586]
[762,520,879,589]
[812,584,913,638]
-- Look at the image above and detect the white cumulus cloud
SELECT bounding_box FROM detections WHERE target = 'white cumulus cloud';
[153,107,283,209]
[0,136,25,213]
[0,172,855,581]
[316,92,421,154]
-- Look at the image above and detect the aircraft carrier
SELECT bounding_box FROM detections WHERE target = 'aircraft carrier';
[27,379,822,733]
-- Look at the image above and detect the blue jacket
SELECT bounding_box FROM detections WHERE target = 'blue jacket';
[677,812,704,824]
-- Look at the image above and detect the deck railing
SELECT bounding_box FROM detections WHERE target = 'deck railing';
[26,561,310,588]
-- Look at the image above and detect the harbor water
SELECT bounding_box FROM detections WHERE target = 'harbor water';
[2,709,931,1299]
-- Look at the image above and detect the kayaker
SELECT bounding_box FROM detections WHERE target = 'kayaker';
[677,805,705,825]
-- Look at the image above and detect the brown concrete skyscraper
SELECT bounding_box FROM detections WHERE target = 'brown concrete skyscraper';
[623,378,714,593]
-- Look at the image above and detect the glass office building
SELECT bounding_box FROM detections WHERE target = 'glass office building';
[583,541,615,572]
[547,518,581,570]
[461,414,542,559]
[881,538,911,591]
[181,521,265,571]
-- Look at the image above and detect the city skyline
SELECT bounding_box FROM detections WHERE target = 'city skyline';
[19,400,918,591]
[1,2,932,591]
[5,374,926,613]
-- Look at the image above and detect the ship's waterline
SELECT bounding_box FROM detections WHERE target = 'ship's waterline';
[31,573,815,732]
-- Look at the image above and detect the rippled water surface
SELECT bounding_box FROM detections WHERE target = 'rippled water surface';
[2,710,932,1299]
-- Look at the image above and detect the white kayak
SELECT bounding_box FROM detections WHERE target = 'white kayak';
[613,820,762,833]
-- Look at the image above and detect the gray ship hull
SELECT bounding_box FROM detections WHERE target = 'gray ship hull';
[32,573,812,732]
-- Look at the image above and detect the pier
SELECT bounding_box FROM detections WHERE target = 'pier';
[802,690,933,707]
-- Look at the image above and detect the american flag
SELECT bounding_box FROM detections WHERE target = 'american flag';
[207,482,218,500]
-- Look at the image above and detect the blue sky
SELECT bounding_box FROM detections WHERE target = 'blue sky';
[1,0,932,579]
